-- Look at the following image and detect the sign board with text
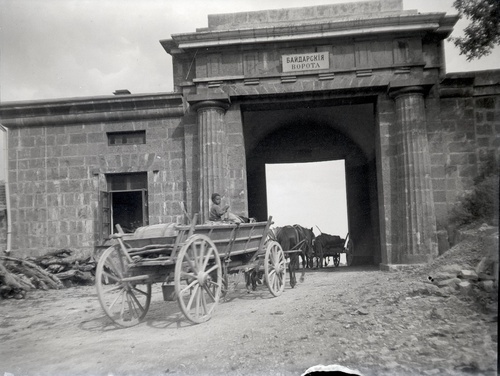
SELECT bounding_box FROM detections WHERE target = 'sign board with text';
[282,52,329,73]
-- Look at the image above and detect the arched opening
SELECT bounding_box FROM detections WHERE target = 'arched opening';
[242,97,380,265]
[266,159,349,265]
[265,160,348,234]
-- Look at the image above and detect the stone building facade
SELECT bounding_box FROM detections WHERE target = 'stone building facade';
[0,1,499,267]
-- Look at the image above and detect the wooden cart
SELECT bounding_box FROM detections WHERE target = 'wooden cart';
[314,232,354,268]
[95,216,286,327]
[322,233,354,267]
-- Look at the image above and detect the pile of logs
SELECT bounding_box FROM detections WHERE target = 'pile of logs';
[0,249,96,299]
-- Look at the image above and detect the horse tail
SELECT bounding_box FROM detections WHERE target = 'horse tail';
[276,226,291,252]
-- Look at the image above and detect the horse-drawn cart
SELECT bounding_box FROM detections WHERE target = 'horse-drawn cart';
[313,232,354,268]
[95,216,285,327]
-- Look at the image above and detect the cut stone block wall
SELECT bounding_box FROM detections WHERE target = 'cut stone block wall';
[436,71,500,231]
[2,94,186,258]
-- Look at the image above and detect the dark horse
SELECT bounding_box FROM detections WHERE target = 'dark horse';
[275,225,315,288]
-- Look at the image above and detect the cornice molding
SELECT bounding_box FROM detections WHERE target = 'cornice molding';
[0,93,186,127]
[163,13,458,51]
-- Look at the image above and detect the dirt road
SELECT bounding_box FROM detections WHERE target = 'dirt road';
[0,264,497,376]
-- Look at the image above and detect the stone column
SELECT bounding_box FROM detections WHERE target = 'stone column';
[391,86,438,263]
[191,99,230,222]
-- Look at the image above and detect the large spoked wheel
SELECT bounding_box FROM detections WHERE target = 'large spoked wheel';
[96,244,152,327]
[264,241,286,297]
[345,238,354,266]
[174,234,222,324]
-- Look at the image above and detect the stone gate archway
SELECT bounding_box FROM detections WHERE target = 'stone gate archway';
[1,2,498,265]
[163,0,461,268]
[241,97,380,265]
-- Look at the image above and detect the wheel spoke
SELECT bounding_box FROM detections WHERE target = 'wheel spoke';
[193,241,203,270]
[108,288,125,310]
[186,284,200,312]
[271,274,277,290]
[129,290,146,314]
[131,285,149,297]
[183,252,198,274]
[102,283,123,295]
[271,249,278,264]
[102,270,121,284]
[117,251,127,275]
[180,270,196,281]
[205,263,219,275]
[179,278,198,296]
[104,256,124,279]
[274,273,282,291]
[119,291,126,319]
[125,293,136,318]
[203,282,217,302]
[195,286,201,317]
[202,246,214,271]
[200,288,208,315]
[189,242,198,269]
[268,271,276,288]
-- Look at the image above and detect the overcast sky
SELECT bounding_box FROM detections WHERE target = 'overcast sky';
[1,0,499,103]
[266,161,348,236]
[1,0,498,240]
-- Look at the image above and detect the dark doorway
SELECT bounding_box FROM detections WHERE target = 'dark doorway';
[111,191,146,233]
[100,172,149,236]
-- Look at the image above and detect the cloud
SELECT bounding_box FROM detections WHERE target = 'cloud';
[0,0,177,101]
[1,0,498,102]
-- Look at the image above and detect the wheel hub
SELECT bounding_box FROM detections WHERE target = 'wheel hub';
[197,272,208,286]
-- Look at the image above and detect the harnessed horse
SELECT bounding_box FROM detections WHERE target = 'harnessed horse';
[275,225,315,288]
[293,225,315,269]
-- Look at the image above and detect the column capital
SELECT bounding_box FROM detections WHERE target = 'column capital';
[387,77,435,99]
[388,85,425,99]
[187,92,231,112]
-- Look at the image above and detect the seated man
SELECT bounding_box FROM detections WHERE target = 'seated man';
[209,193,248,223]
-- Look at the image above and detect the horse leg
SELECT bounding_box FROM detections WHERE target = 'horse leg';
[252,270,258,290]
[299,252,306,283]
[245,271,252,292]
[289,254,297,288]
[316,244,323,269]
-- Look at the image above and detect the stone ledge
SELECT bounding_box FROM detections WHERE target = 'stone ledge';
[380,263,425,272]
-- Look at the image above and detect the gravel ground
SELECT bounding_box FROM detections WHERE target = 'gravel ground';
[0,240,497,376]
